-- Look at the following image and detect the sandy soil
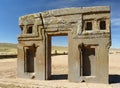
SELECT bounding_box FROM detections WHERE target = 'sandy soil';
[0,59,17,79]
[0,54,120,88]
[52,55,68,75]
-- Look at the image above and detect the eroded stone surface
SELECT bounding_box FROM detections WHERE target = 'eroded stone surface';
[18,6,111,83]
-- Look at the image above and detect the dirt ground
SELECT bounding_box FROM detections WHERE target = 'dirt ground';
[0,54,120,88]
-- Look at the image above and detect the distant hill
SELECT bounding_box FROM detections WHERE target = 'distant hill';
[52,46,68,54]
[110,48,120,51]
[52,46,68,51]
[0,43,68,54]
[0,43,17,54]
[1,43,120,55]
[109,48,120,54]
[0,43,17,48]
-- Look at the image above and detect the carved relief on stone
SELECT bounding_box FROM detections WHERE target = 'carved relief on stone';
[44,16,73,32]
[106,41,111,49]
[19,25,24,34]
[37,25,43,39]
[97,18,110,32]
[18,16,44,40]
[72,14,83,38]
[26,25,33,34]
[19,14,35,26]
[76,20,83,35]
[42,11,54,18]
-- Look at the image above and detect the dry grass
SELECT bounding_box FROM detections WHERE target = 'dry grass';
[0,43,68,55]
[0,43,17,55]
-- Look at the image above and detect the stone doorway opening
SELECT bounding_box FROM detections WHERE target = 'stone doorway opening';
[47,35,68,80]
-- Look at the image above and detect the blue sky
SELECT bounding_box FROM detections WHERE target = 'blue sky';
[0,0,120,48]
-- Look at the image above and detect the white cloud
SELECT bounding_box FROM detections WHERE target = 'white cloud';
[111,18,120,26]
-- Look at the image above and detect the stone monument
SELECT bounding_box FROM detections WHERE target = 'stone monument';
[18,6,111,83]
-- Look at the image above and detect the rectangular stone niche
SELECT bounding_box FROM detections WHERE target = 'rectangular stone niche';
[80,45,97,77]
[24,46,36,73]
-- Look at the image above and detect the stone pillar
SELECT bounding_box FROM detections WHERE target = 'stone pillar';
[45,35,51,79]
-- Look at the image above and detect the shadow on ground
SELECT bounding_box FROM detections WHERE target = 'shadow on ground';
[49,74,120,83]
[109,74,120,84]
[49,74,68,80]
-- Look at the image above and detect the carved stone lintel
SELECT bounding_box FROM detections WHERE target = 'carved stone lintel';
[77,20,83,35]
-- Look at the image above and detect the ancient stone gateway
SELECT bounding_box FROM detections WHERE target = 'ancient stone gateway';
[18,6,111,83]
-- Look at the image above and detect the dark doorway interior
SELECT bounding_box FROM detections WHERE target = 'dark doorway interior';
[83,46,95,76]
[25,46,36,73]
[79,45,96,77]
